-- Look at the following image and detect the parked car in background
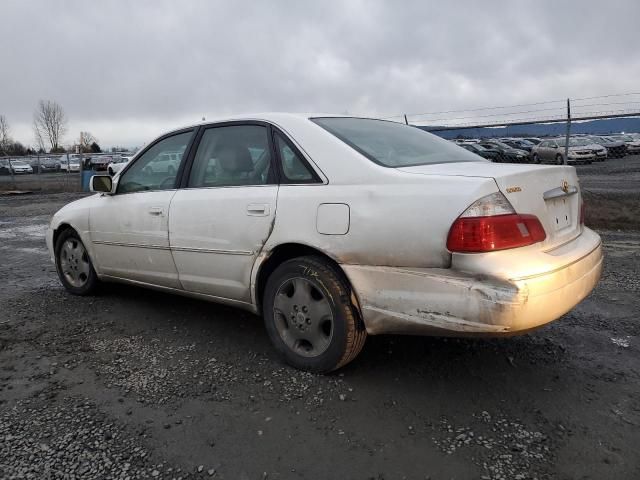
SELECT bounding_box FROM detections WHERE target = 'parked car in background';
[608,135,640,154]
[0,159,11,175]
[107,156,132,176]
[531,138,593,165]
[59,156,81,172]
[143,151,183,175]
[459,142,501,161]
[523,137,542,145]
[90,155,114,171]
[502,138,536,153]
[29,157,62,173]
[478,140,529,163]
[4,159,34,174]
[588,136,626,158]
[577,138,607,161]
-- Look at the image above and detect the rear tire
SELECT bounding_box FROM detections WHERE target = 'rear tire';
[263,256,366,373]
[532,153,540,164]
[54,229,100,296]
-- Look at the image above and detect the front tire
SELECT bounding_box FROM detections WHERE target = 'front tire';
[54,229,100,295]
[263,256,367,373]
[555,153,564,165]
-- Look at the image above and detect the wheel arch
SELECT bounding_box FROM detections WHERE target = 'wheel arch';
[52,222,76,248]
[254,243,362,320]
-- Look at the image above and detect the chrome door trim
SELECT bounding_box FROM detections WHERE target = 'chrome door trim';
[93,239,253,256]
[92,240,170,250]
[170,245,254,255]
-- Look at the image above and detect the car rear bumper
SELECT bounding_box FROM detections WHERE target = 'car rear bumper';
[343,228,602,336]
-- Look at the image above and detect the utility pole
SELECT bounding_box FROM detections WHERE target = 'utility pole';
[564,98,571,166]
[78,144,83,191]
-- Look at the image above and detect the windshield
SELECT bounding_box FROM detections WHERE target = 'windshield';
[311,117,482,167]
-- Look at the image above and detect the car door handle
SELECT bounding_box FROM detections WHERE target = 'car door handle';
[148,206,165,216]
[246,204,270,216]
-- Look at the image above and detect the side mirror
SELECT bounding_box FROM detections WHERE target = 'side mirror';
[90,175,114,194]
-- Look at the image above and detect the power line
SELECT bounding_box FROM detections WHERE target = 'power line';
[382,91,640,120]
[424,111,640,132]
[422,101,640,124]
[416,108,640,128]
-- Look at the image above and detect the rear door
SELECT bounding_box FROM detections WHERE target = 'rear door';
[168,123,278,302]
[89,129,195,287]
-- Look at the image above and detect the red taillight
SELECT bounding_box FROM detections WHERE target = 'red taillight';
[447,214,546,253]
[579,202,585,225]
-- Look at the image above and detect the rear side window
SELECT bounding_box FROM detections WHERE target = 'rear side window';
[274,132,319,183]
[188,125,273,188]
[311,117,481,167]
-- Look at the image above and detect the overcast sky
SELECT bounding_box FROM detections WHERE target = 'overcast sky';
[2,0,640,148]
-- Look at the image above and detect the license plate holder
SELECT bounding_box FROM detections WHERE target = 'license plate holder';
[548,197,572,230]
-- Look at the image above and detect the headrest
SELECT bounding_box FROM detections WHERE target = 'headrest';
[217,144,254,173]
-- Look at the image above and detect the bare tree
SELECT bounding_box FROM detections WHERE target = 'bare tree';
[79,131,97,152]
[33,100,67,152]
[0,115,11,154]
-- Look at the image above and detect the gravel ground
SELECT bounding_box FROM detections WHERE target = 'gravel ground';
[1,160,639,479]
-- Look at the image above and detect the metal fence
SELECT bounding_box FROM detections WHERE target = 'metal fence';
[0,154,87,192]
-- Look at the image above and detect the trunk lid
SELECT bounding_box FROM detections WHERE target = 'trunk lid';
[398,162,582,248]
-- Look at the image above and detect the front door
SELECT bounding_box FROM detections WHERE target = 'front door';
[89,130,195,288]
[168,124,278,302]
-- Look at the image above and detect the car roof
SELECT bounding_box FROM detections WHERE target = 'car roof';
[163,112,355,136]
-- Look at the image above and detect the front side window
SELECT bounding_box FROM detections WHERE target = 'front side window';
[118,131,193,194]
[311,117,481,167]
[188,125,273,188]
[274,132,318,183]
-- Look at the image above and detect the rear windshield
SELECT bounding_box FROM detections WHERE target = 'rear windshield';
[311,117,482,167]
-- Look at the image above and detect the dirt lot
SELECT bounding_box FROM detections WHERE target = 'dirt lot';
[1,158,639,479]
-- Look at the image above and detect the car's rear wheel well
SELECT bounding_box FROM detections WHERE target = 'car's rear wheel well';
[256,243,358,316]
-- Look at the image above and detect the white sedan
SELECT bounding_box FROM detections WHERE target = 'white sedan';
[46,114,603,372]
[107,156,133,176]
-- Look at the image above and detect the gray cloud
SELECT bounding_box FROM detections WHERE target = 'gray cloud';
[2,0,639,147]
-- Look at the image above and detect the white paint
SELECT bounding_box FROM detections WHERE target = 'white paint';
[316,203,350,235]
